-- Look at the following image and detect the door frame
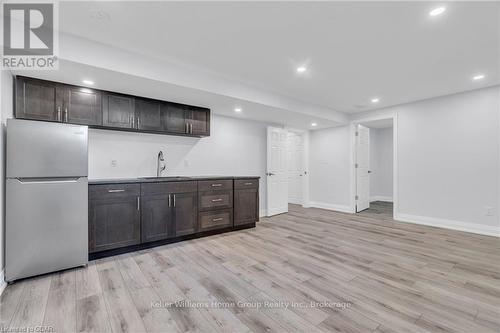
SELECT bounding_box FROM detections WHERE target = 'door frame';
[285,128,310,206]
[349,113,398,217]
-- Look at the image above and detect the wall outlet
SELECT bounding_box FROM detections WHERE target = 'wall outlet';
[111,160,118,167]
[484,206,494,216]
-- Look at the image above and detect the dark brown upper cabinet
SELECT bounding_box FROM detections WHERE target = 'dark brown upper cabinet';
[162,103,187,134]
[136,98,162,131]
[102,92,135,129]
[187,108,210,136]
[14,76,210,138]
[16,76,102,126]
[63,86,102,126]
[161,103,210,136]
[16,77,60,122]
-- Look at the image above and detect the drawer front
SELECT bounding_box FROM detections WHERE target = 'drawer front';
[234,178,259,190]
[90,183,140,199]
[199,191,232,210]
[199,210,232,231]
[198,179,233,192]
[141,181,197,195]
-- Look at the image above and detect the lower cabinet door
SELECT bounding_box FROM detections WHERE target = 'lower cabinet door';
[234,188,258,226]
[89,195,141,253]
[141,194,174,243]
[173,192,198,236]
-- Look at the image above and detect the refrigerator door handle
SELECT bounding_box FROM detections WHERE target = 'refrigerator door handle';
[15,177,81,184]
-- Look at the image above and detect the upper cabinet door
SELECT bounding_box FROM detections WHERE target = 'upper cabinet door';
[136,98,162,131]
[63,86,102,126]
[162,103,187,134]
[102,93,135,129]
[15,77,60,122]
[187,108,210,136]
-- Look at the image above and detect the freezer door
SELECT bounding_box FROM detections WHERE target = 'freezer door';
[7,119,88,178]
[6,177,88,282]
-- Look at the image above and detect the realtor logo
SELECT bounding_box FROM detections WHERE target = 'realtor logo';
[2,1,58,69]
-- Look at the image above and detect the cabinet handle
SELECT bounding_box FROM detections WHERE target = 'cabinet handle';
[108,189,125,193]
[137,116,140,129]
[211,183,222,187]
[211,198,223,202]
[57,106,62,121]
[173,194,176,207]
[168,194,171,207]
[185,122,189,133]
[64,107,68,122]
[137,196,140,211]
[212,218,223,222]
[189,123,193,134]
[131,115,135,128]
[244,182,253,186]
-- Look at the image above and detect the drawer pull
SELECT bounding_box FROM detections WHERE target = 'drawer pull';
[244,182,253,185]
[108,189,125,193]
[211,198,223,202]
[211,183,223,187]
[212,218,223,222]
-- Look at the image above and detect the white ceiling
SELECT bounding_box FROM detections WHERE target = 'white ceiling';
[58,1,500,113]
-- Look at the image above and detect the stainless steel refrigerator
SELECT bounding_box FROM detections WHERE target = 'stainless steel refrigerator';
[6,119,88,282]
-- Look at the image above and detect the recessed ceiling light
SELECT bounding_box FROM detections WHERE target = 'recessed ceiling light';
[82,79,94,85]
[311,122,317,127]
[371,98,380,103]
[429,7,446,17]
[234,107,242,112]
[472,74,485,81]
[296,66,307,73]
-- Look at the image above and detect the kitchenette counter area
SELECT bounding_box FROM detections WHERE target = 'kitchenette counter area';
[88,176,260,259]
[89,175,260,184]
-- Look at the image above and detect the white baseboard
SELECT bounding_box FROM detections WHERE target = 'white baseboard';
[0,269,6,296]
[395,213,500,237]
[370,196,393,202]
[259,209,267,218]
[307,201,354,213]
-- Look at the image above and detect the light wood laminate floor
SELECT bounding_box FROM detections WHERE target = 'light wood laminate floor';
[1,203,499,333]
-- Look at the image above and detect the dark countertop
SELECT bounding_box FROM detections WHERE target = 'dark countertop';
[89,175,260,185]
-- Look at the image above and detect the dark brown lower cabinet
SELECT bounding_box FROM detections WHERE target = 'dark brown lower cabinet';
[234,179,259,226]
[173,192,198,236]
[89,184,141,253]
[89,178,258,256]
[141,194,173,242]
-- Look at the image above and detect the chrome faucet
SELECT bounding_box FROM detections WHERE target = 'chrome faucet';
[157,151,166,177]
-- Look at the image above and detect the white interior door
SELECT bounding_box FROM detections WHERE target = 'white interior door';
[287,132,304,204]
[267,127,288,216]
[356,124,370,212]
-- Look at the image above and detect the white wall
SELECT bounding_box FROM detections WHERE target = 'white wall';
[369,127,393,201]
[0,71,13,285]
[309,125,352,212]
[394,87,499,233]
[347,86,499,235]
[89,115,268,214]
